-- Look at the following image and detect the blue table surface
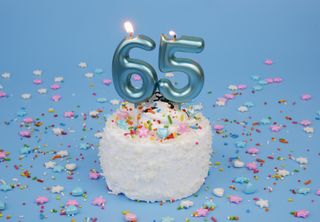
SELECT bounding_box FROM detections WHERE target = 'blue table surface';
[0,0,320,221]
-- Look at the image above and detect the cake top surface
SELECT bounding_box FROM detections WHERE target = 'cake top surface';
[108,92,209,142]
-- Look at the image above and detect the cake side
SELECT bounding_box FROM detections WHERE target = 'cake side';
[99,120,212,201]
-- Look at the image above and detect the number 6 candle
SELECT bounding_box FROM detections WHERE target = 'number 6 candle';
[112,21,158,104]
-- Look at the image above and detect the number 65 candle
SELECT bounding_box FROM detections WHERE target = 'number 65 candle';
[112,21,158,104]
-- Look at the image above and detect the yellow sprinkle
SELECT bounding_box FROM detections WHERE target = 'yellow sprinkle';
[48,108,55,113]
[288,198,294,202]
[214,162,221,166]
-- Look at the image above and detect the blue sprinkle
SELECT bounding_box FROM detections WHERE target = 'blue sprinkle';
[79,143,90,150]
[65,205,78,216]
[97,98,107,103]
[253,85,263,91]
[71,187,84,196]
[243,182,257,194]
[298,187,310,195]
[20,146,32,154]
[0,200,5,210]
[0,184,12,192]
[260,118,271,125]
[157,128,169,139]
[94,68,104,74]
[244,102,254,108]
[53,165,64,173]
[251,75,260,81]
[234,176,250,184]
[161,217,175,222]
[258,80,267,85]
[117,119,128,130]
[235,141,247,148]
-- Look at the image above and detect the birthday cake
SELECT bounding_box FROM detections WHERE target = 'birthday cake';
[99,93,212,202]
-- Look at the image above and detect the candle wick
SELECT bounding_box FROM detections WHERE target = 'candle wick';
[173,35,177,41]
[129,32,133,39]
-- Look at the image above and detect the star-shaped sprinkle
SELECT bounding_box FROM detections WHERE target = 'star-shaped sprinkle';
[38,88,47,94]
[238,106,248,113]
[33,69,42,76]
[35,196,48,205]
[165,72,174,78]
[228,85,238,91]
[78,62,87,68]
[66,199,79,207]
[56,150,68,157]
[65,163,77,171]
[85,72,94,79]
[138,127,149,138]
[51,185,64,194]
[44,161,56,169]
[89,170,100,180]
[124,212,137,222]
[161,216,175,222]
[301,94,311,101]
[303,127,314,134]
[270,125,281,132]
[264,59,273,65]
[256,199,269,208]
[1,72,11,79]
[292,209,309,218]
[51,94,61,102]
[229,195,243,204]
[192,208,209,217]
[92,196,106,208]
[54,76,64,82]
[179,200,194,209]
[21,93,32,100]
[103,79,112,85]
[296,157,308,165]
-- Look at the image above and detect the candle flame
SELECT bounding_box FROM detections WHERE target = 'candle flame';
[124,21,134,36]
[169,30,176,37]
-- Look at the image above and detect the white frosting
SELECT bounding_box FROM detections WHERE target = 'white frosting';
[98,100,212,202]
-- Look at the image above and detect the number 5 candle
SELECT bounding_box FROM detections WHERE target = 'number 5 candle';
[158,31,205,103]
[112,21,158,104]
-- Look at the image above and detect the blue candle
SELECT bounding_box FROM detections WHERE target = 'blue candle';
[158,31,205,103]
[112,21,158,104]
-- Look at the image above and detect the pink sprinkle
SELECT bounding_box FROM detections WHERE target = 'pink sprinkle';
[33,79,42,85]
[92,196,106,208]
[0,91,7,98]
[177,123,190,134]
[316,189,320,196]
[237,84,247,90]
[301,94,311,101]
[194,208,209,217]
[264,59,273,65]
[20,130,31,138]
[36,196,49,205]
[265,78,274,84]
[273,77,283,83]
[132,74,141,81]
[23,117,33,124]
[138,127,149,138]
[50,84,60,90]
[270,125,281,132]
[213,124,224,130]
[294,209,309,218]
[224,94,234,100]
[300,120,311,126]
[246,147,259,155]
[66,199,79,207]
[246,162,257,170]
[64,111,74,118]
[89,170,100,180]
[116,110,129,119]
[124,213,137,222]
[0,151,6,159]
[51,95,61,102]
[103,79,112,85]
[229,195,243,204]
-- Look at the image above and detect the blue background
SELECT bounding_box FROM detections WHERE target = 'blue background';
[0,0,319,221]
